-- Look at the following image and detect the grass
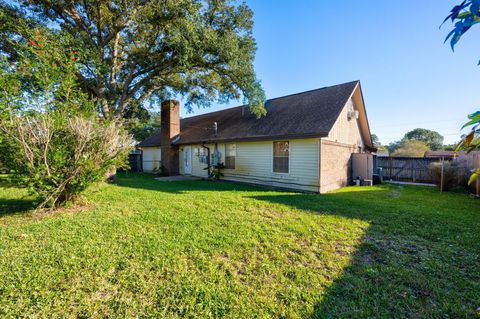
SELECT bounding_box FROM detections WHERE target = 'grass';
[0,173,479,318]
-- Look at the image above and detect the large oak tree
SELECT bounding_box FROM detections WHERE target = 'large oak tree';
[0,0,266,119]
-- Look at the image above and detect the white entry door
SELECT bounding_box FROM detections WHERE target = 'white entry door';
[184,146,192,174]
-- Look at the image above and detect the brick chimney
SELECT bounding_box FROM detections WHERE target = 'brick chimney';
[160,100,180,175]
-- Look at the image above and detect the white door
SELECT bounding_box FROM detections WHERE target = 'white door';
[184,146,192,174]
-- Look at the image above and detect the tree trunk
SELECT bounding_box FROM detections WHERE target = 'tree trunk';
[104,165,117,182]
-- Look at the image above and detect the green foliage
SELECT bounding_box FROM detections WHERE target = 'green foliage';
[375,145,389,154]
[371,134,380,146]
[1,174,480,317]
[370,134,388,153]
[0,28,132,208]
[1,114,132,208]
[124,111,161,143]
[443,2,480,184]
[391,140,430,157]
[403,128,444,150]
[429,160,469,191]
[209,162,226,180]
[386,128,443,154]
[386,140,401,153]
[0,0,266,118]
[442,143,458,151]
[442,0,480,57]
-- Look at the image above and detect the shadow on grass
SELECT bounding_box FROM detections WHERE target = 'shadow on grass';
[114,172,277,194]
[0,176,37,216]
[115,173,479,317]
[0,198,36,216]
[251,187,480,318]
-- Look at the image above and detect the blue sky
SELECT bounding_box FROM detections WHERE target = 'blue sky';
[181,1,480,145]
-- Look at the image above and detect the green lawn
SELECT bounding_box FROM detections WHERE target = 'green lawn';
[0,173,479,318]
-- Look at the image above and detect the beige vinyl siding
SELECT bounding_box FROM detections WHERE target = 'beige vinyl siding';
[181,139,320,192]
[179,145,210,178]
[141,147,161,172]
[179,147,185,175]
[326,98,364,149]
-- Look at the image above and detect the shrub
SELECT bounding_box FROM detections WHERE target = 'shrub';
[0,113,132,208]
[392,140,430,157]
[429,160,469,191]
[0,28,133,208]
[209,163,226,180]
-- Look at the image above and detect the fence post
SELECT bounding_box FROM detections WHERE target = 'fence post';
[412,159,416,183]
[389,157,393,180]
[440,156,444,193]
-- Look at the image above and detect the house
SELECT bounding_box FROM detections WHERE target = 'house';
[138,80,375,193]
[424,150,480,159]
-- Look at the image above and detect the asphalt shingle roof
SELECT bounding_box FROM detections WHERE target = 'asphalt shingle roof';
[138,80,359,147]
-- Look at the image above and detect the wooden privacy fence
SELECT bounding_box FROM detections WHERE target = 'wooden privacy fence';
[128,152,143,172]
[377,157,442,183]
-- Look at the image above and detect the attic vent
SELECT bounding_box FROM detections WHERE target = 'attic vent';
[347,110,359,120]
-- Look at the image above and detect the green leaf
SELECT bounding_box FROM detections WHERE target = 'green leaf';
[461,116,480,128]
[468,169,480,185]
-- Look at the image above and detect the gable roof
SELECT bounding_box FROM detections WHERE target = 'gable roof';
[137,133,162,148]
[138,80,366,147]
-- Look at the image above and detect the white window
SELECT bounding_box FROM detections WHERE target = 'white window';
[273,141,289,173]
[197,147,207,163]
[225,143,236,169]
[212,149,222,165]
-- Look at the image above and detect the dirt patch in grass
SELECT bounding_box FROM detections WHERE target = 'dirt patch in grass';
[34,203,94,220]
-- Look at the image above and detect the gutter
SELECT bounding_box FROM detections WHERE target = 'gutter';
[176,132,330,146]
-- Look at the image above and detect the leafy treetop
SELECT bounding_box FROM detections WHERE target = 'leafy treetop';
[0,0,266,119]
[403,128,444,151]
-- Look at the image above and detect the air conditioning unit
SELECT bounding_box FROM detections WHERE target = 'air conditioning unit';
[348,110,359,120]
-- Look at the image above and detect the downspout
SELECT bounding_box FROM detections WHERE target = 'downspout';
[201,144,211,176]
[318,139,322,193]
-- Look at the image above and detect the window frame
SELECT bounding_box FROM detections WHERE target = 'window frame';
[272,141,290,174]
[224,143,236,170]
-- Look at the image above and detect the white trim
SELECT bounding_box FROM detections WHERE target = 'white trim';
[272,140,290,174]
[184,146,192,174]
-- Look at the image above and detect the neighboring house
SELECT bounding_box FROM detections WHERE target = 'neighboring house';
[138,80,375,193]
[424,150,480,159]
[376,151,389,157]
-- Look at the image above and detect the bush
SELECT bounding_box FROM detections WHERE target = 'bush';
[392,140,430,157]
[429,160,469,191]
[0,28,133,208]
[209,163,226,180]
[0,112,132,208]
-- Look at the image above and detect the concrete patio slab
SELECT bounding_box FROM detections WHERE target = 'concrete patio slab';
[384,180,436,187]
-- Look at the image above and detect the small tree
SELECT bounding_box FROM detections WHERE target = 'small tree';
[0,29,132,208]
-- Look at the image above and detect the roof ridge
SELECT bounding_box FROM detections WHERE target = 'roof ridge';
[265,80,359,103]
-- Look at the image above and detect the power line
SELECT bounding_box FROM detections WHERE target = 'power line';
[377,132,463,140]
[373,118,466,128]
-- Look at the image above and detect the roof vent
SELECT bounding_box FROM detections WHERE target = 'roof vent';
[213,122,218,136]
[348,110,359,120]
